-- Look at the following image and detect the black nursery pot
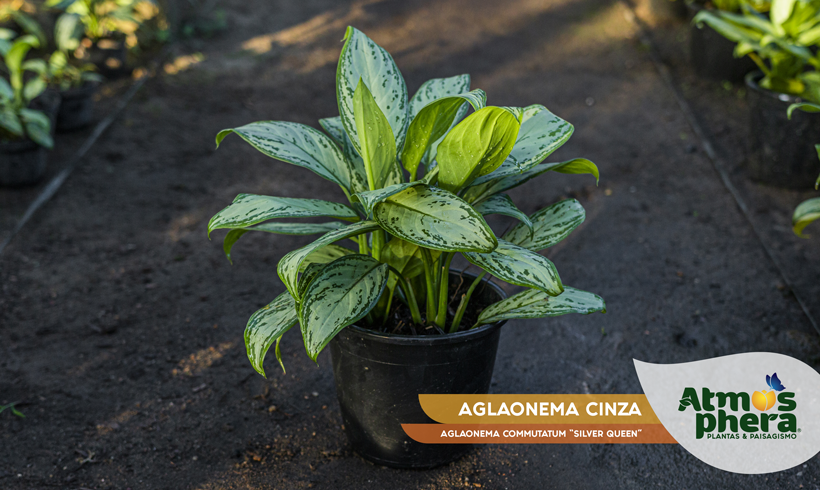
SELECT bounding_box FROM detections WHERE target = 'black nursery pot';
[329,270,507,469]
[88,37,128,79]
[688,4,756,82]
[746,72,820,189]
[57,82,100,132]
[0,91,60,187]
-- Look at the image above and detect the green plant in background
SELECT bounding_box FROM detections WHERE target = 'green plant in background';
[0,402,25,418]
[47,0,161,46]
[788,101,820,236]
[208,27,606,376]
[0,34,53,148]
[0,0,46,44]
[693,0,820,101]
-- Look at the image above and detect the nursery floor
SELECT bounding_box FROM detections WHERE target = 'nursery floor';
[2,0,820,489]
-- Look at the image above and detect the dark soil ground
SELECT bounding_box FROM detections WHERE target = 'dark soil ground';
[2,0,820,488]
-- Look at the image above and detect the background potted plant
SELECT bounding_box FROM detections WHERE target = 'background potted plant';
[688,0,762,81]
[789,101,820,235]
[693,0,820,188]
[0,33,57,187]
[38,13,103,131]
[47,0,159,77]
[208,27,606,468]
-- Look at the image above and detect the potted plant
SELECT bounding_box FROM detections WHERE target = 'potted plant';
[789,102,820,235]
[208,27,606,468]
[0,34,57,187]
[46,0,159,77]
[34,13,104,131]
[688,0,762,81]
[693,0,820,188]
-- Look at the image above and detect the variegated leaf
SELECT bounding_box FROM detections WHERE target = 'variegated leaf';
[372,185,497,253]
[437,107,520,193]
[337,27,408,153]
[465,159,599,204]
[245,292,298,377]
[319,116,369,194]
[380,237,440,290]
[463,239,563,295]
[222,221,346,263]
[408,74,471,117]
[208,194,357,236]
[504,105,573,173]
[474,194,533,233]
[353,79,402,190]
[475,286,606,326]
[278,221,381,298]
[297,262,326,299]
[299,255,389,360]
[354,181,425,215]
[401,89,487,177]
[299,243,355,272]
[216,121,361,195]
[504,199,585,251]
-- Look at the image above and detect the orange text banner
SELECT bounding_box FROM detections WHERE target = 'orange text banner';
[402,424,677,444]
[419,394,661,424]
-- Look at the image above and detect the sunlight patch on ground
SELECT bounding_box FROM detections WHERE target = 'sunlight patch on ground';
[164,53,206,75]
[173,341,234,376]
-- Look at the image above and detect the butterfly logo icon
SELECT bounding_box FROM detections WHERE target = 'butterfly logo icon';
[767,373,786,392]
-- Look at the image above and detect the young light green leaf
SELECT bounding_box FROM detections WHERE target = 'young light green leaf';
[436,106,520,193]
[465,159,599,204]
[504,199,585,251]
[793,197,820,237]
[222,221,347,263]
[215,121,361,195]
[299,254,389,361]
[337,27,408,153]
[372,185,497,252]
[245,292,298,377]
[463,239,563,296]
[54,13,83,51]
[474,194,533,233]
[401,89,487,177]
[353,79,401,190]
[278,221,381,298]
[380,237,440,289]
[208,194,357,236]
[475,286,606,326]
[787,102,820,118]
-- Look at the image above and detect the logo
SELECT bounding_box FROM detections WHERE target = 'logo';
[635,353,820,474]
[676,373,797,440]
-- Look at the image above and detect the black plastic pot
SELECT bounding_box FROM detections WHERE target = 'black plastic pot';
[329,270,507,469]
[57,82,100,132]
[0,91,60,187]
[689,4,756,82]
[746,72,820,189]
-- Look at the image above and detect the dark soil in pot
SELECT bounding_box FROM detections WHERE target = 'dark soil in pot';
[745,72,820,189]
[57,82,100,132]
[688,3,756,82]
[0,91,61,187]
[329,270,507,469]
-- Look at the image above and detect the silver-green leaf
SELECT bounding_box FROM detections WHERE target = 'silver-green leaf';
[504,199,585,251]
[208,194,358,236]
[465,159,599,204]
[222,221,347,263]
[215,121,360,195]
[337,26,408,153]
[319,116,369,194]
[299,254,389,360]
[245,292,298,377]
[473,194,533,233]
[372,184,497,253]
[475,286,606,326]
[278,221,381,298]
[463,239,563,295]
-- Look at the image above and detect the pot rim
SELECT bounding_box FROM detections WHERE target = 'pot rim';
[744,71,811,104]
[345,268,508,346]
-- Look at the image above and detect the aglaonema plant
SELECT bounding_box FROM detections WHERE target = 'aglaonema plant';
[0,34,53,148]
[208,27,606,377]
